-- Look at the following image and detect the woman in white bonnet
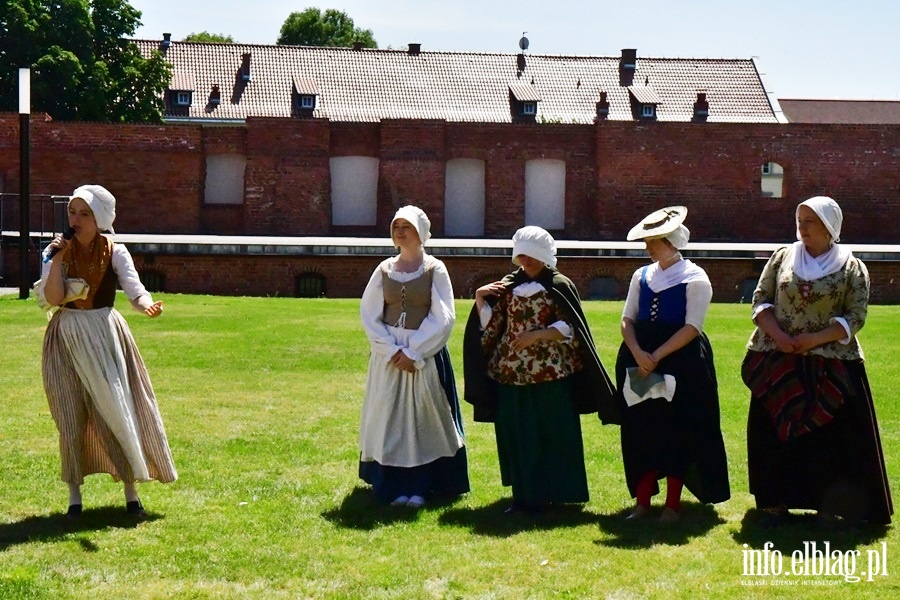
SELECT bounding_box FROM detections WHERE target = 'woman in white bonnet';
[358,205,469,508]
[616,206,730,523]
[463,226,615,514]
[38,184,177,517]
[743,196,892,526]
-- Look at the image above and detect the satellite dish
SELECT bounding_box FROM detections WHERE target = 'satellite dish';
[519,32,529,51]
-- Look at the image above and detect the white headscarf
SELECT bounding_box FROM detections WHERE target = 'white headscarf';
[70,185,116,233]
[390,205,431,247]
[791,196,851,280]
[512,226,557,268]
[797,196,842,242]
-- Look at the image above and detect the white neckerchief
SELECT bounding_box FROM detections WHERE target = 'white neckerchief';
[789,241,852,281]
[644,257,709,293]
[511,281,546,297]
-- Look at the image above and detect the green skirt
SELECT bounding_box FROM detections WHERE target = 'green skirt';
[495,377,589,507]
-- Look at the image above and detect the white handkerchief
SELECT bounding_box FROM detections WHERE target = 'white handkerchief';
[623,367,677,407]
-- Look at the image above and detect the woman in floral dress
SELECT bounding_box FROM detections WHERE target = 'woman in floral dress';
[743,196,892,526]
[463,226,615,513]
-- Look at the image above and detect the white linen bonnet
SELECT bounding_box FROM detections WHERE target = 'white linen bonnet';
[512,226,557,268]
[391,205,431,247]
[70,185,117,233]
[797,196,843,243]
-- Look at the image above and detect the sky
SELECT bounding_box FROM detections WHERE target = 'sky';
[129,0,900,100]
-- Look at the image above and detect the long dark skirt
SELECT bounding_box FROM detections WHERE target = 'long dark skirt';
[615,325,730,504]
[747,357,892,524]
[494,377,589,507]
[359,347,470,503]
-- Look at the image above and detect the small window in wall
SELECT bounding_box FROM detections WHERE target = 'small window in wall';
[141,269,166,293]
[525,159,565,230]
[738,277,759,303]
[330,157,379,226]
[444,159,486,236]
[761,162,784,198]
[641,105,656,118]
[205,154,246,205]
[176,91,192,106]
[296,273,326,298]
[587,276,619,300]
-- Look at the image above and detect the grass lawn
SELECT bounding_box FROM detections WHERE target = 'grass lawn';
[1,292,898,599]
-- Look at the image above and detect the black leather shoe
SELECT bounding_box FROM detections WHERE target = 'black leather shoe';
[67,503,83,517]
[126,500,147,517]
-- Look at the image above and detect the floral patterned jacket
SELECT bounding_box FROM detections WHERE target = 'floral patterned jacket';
[746,246,868,360]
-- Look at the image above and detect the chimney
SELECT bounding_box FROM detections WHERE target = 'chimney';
[693,92,709,122]
[210,84,221,105]
[352,41,364,51]
[619,48,637,86]
[596,91,610,121]
[161,32,171,49]
[240,53,251,82]
[517,53,526,73]
[408,43,421,55]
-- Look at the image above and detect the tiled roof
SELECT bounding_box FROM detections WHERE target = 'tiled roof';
[627,85,663,105]
[134,40,779,124]
[779,99,900,124]
[170,71,196,91]
[292,76,319,95]
[509,82,542,102]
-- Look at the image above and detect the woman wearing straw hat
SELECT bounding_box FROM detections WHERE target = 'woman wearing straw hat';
[743,196,892,527]
[463,226,616,514]
[37,185,177,517]
[615,206,730,523]
[358,206,469,509]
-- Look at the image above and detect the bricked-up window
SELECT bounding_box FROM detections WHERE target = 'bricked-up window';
[444,159,485,236]
[761,162,784,198]
[205,154,246,204]
[525,159,565,230]
[330,157,379,226]
[587,276,619,300]
[295,273,326,298]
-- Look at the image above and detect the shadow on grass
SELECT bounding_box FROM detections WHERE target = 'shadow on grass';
[0,507,161,551]
[438,499,598,537]
[731,509,890,553]
[322,487,443,529]
[593,502,726,548]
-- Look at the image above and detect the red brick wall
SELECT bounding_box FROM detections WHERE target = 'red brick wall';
[2,114,899,243]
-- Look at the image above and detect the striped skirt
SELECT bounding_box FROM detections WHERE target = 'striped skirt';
[42,307,177,485]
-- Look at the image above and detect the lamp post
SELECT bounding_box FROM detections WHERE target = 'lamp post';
[18,68,31,300]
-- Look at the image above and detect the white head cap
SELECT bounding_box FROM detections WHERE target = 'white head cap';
[797,196,843,243]
[512,226,557,268]
[390,205,431,247]
[70,185,116,233]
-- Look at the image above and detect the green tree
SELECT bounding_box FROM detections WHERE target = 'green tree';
[183,31,235,43]
[0,0,171,122]
[277,8,376,48]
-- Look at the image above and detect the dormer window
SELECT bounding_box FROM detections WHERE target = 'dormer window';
[176,91,192,106]
[292,76,319,117]
[509,83,541,121]
[627,84,661,122]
